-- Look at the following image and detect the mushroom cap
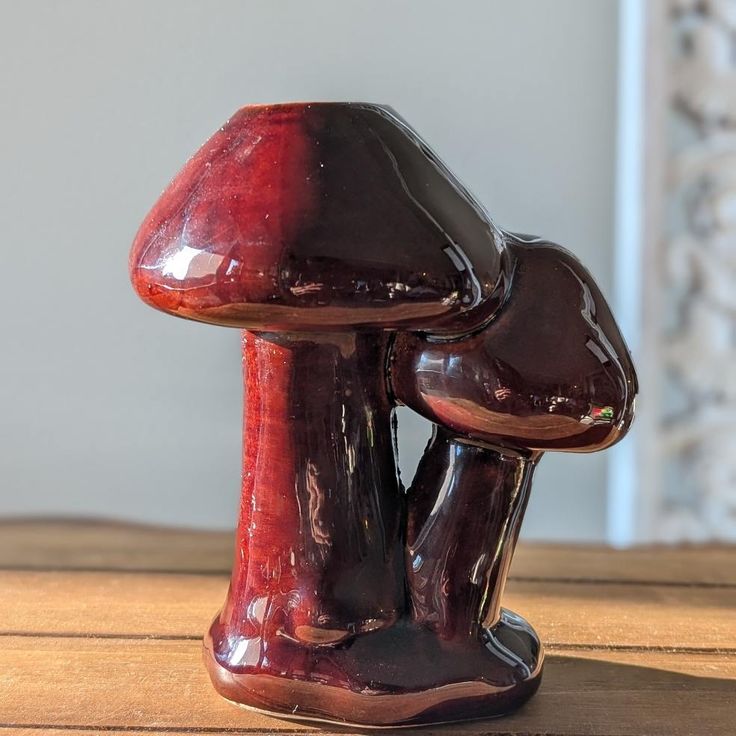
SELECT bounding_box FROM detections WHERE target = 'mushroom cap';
[390,235,638,452]
[130,102,508,332]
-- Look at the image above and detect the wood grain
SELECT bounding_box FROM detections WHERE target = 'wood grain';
[0,637,733,736]
[0,519,234,573]
[2,570,734,650]
[1,521,734,735]
[2,520,734,586]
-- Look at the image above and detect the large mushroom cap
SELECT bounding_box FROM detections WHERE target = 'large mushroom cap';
[130,102,508,331]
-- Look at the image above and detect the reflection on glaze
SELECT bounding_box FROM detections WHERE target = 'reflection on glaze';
[406,429,538,640]
[391,236,637,452]
[129,102,510,333]
[206,611,541,727]
[205,329,543,727]
[217,330,404,648]
[129,102,637,727]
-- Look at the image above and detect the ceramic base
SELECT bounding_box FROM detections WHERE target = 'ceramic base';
[204,609,543,728]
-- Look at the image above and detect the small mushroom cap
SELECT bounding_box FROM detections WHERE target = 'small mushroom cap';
[391,235,638,452]
[130,102,507,332]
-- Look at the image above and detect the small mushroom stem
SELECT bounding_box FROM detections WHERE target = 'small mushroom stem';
[210,330,405,656]
[407,427,540,640]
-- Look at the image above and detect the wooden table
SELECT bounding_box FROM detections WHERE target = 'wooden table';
[0,520,734,735]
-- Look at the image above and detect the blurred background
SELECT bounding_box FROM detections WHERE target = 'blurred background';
[1,0,732,545]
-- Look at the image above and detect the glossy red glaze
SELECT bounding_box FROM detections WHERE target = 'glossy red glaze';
[390,235,637,452]
[130,103,637,728]
[205,611,542,727]
[406,429,540,639]
[129,102,508,333]
[203,332,542,727]
[217,330,404,648]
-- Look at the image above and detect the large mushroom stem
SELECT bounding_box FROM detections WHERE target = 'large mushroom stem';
[407,427,540,639]
[209,330,404,660]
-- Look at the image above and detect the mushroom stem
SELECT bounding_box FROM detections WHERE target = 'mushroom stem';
[210,330,404,658]
[407,427,539,640]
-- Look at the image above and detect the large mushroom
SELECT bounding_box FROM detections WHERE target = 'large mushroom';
[130,103,637,727]
[129,103,528,726]
[391,233,637,644]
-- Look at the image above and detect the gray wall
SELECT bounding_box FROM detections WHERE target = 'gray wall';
[0,0,619,541]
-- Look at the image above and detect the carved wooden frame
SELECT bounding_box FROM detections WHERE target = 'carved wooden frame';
[629,0,736,542]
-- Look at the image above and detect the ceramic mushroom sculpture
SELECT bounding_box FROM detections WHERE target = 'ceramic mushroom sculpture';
[129,102,637,728]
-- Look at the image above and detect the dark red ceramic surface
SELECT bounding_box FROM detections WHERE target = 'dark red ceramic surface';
[220,330,404,647]
[406,429,539,640]
[130,102,637,728]
[129,102,508,334]
[390,234,637,453]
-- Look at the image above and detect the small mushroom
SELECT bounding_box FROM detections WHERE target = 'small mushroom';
[129,103,534,725]
[391,232,637,640]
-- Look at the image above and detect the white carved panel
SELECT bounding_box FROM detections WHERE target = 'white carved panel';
[653,0,736,541]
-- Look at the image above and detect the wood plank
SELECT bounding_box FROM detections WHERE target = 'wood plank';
[0,570,225,638]
[0,636,733,735]
[511,543,736,586]
[1,523,734,735]
[0,732,308,736]
[0,519,233,573]
[1,732,307,736]
[505,578,736,650]
[2,520,735,586]
[2,570,734,650]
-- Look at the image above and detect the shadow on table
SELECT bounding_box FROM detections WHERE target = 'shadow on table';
[281,655,736,736]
